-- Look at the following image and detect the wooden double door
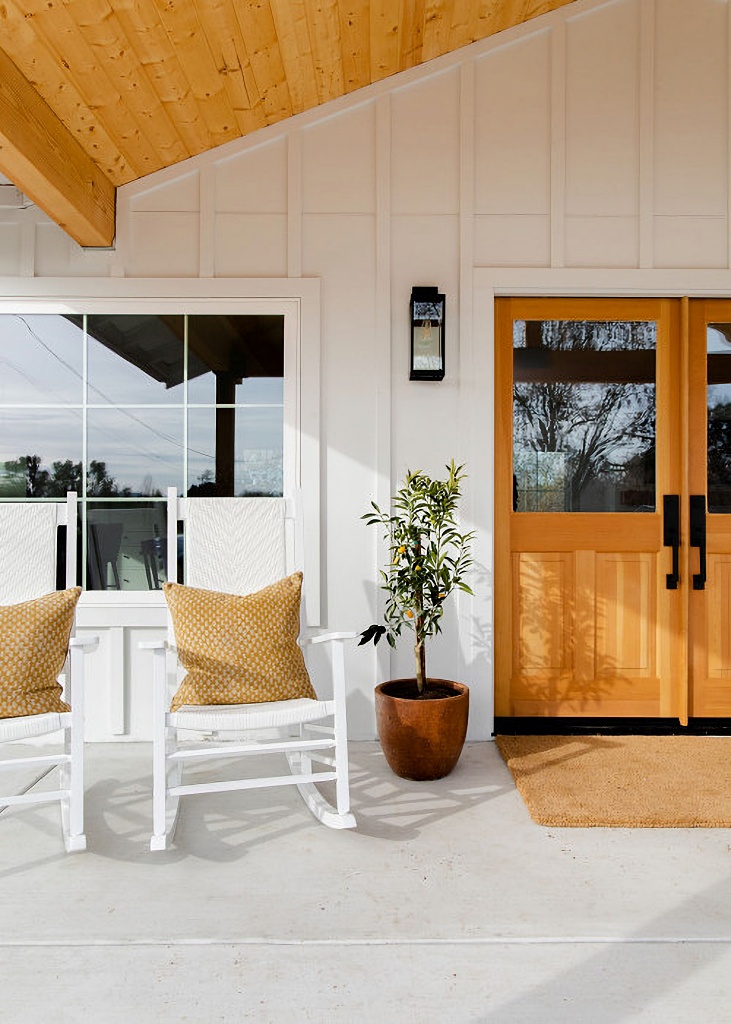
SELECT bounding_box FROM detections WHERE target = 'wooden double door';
[495,297,731,724]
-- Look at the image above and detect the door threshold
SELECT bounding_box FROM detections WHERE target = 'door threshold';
[494,717,731,736]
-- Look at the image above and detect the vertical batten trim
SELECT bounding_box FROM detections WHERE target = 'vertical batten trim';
[375,93,392,688]
[459,59,475,379]
[182,317,189,496]
[288,130,303,278]
[459,57,477,710]
[112,186,129,277]
[550,21,567,268]
[199,166,214,278]
[472,271,497,736]
[639,0,656,269]
[20,214,34,278]
[108,627,125,735]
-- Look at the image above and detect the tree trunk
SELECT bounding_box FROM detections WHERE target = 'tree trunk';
[414,638,426,693]
[414,555,426,691]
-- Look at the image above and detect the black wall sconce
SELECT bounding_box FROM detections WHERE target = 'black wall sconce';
[409,286,445,381]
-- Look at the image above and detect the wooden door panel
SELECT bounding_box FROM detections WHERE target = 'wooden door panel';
[495,296,682,721]
[511,681,661,717]
[510,547,664,716]
[497,295,731,724]
[706,555,731,678]
[693,689,731,716]
[511,514,660,552]
[595,553,656,678]
[687,300,731,718]
[513,552,572,676]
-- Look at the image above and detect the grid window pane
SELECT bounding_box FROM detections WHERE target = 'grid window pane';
[187,405,283,497]
[86,314,185,405]
[87,408,184,497]
[86,501,168,591]
[0,314,83,404]
[0,409,83,496]
[186,315,284,403]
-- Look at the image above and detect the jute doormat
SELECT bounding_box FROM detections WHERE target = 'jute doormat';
[496,734,731,827]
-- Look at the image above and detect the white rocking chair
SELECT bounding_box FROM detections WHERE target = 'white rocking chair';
[143,488,356,851]
[0,493,97,852]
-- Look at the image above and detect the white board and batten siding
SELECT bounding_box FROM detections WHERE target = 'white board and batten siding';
[1,0,731,740]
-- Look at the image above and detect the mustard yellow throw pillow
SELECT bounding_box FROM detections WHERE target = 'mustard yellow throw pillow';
[0,587,82,718]
[164,573,316,711]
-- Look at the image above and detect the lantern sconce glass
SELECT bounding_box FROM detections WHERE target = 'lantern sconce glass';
[409,286,445,381]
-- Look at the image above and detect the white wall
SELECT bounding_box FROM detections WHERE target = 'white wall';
[2,0,731,740]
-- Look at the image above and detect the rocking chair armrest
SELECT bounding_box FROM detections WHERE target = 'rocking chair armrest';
[69,634,100,651]
[300,630,353,708]
[301,631,358,646]
[139,639,172,651]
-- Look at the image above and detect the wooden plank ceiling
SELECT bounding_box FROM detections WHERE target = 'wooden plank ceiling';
[0,0,576,247]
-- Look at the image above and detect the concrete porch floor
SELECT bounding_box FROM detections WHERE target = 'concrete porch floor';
[1,740,731,1023]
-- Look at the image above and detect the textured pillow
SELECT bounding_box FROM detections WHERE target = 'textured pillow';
[164,572,316,711]
[0,587,82,718]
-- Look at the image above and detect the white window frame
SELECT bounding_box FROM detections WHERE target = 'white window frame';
[0,277,322,624]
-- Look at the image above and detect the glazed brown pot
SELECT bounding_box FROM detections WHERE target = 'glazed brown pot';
[374,678,469,781]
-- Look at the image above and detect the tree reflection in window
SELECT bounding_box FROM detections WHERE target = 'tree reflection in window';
[0,456,128,498]
[707,324,731,513]
[513,320,656,513]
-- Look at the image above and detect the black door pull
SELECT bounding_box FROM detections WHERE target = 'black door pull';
[663,494,680,590]
[690,494,707,591]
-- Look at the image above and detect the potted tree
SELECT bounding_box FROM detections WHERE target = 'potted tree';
[359,460,474,780]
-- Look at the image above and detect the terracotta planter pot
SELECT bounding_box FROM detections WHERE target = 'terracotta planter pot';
[374,678,469,781]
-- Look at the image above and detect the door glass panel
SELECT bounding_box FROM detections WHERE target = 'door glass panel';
[707,323,731,512]
[513,320,656,512]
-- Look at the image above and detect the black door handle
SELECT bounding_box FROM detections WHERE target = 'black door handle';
[690,494,707,591]
[663,494,680,590]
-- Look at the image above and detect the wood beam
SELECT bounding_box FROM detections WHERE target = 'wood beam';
[0,47,115,247]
